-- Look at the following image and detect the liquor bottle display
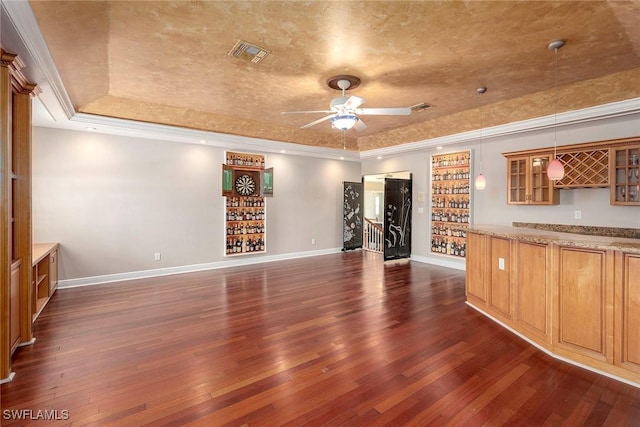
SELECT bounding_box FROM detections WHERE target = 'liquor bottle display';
[224,152,267,255]
[430,150,472,258]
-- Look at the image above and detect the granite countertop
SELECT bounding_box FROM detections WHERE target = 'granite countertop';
[469,224,640,255]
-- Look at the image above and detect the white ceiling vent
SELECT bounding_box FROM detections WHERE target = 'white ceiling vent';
[228,40,270,64]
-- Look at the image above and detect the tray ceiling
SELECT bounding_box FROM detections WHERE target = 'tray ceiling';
[28,0,640,151]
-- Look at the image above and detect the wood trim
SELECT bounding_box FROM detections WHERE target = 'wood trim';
[617,252,640,373]
[0,48,13,382]
[13,91,33,344]
[502,136,640,158]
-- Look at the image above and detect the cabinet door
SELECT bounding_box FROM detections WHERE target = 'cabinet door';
[507,157,528,204]
[465,232,487,306]
[556,247,613,363]
[610,146,640,205]
[10,261,21,353]
[618,253,640,373]
[529,155,556,204]
[506,155,558,205]
[514,242,551,347]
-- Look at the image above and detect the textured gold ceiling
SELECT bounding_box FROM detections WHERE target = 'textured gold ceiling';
[29,1,640,151]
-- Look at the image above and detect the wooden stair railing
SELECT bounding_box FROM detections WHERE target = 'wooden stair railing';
[363,218,384,254]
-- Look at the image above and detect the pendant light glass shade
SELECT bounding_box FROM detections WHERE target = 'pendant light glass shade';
[331,114,358,131]
[474,173,486,190]
[547,158,565,181]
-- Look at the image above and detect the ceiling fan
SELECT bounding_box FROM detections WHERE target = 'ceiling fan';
[281,75,412,132]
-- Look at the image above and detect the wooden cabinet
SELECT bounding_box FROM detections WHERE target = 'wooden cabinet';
[1,49,39,382]
[467,227,640,385]
[554,246,614,364]
[506,154,558,205]
[513,241,552,348]
[615,252,640,374]
[465,233,514,323]
[610,145,640,205]
[465,231,487,306]
[503,137,640,206]
[430,150,471,258]
[32,244,59,321]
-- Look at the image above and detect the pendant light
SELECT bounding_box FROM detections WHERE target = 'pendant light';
[474,87,487,190]
[547,39,565,181]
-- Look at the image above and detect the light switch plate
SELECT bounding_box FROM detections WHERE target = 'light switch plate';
[498,257,505,270]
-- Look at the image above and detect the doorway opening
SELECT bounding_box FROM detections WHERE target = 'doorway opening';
[363,171,412,260]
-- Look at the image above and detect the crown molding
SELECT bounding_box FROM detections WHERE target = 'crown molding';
[5,0,639,162]
[1,0,75,119]
[359,97,640,159]
[64,113,361,161]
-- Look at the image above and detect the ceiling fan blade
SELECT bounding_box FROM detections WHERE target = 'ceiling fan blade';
[356,107,412,116]
[281,110,333,115]
[354,119,367,132]
[343,96,365,110]
[300,114,336,129]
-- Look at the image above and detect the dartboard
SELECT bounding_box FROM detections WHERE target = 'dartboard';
[235,174,256,196]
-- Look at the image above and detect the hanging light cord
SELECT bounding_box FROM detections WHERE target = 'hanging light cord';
[479,97,483,170]
[553,46,559,159]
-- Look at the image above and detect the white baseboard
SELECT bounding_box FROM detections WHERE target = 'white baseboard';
[410,254,466,271]
[0,371,16,384]
[465,301,640,390]
[58,247,343,288]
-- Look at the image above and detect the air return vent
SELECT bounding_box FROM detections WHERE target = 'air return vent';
[228,40,270,63]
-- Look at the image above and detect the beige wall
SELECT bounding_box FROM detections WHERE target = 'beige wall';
[32,111,640,281]
[32,127,361,281]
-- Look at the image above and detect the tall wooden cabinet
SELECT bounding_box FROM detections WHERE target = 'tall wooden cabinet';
[1,49,39,383]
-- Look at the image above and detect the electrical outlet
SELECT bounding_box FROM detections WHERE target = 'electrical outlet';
[154,252,161,261]
[498,257,505,270]
[574,210,582,220]
[311,238,316,245]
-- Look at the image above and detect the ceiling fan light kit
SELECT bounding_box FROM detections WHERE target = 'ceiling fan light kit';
[331,114,359,131]
[282,74,415,134]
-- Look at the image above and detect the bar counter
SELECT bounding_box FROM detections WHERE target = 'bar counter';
[465,225,639,388]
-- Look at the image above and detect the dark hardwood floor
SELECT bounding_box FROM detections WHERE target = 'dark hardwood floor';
[2,251,639,426]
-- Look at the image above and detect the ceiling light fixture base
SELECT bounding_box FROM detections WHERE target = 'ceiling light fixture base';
[327,75,361,91]
[548,40,565,51]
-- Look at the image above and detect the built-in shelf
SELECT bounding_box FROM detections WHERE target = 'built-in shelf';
[430,150,471,258]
